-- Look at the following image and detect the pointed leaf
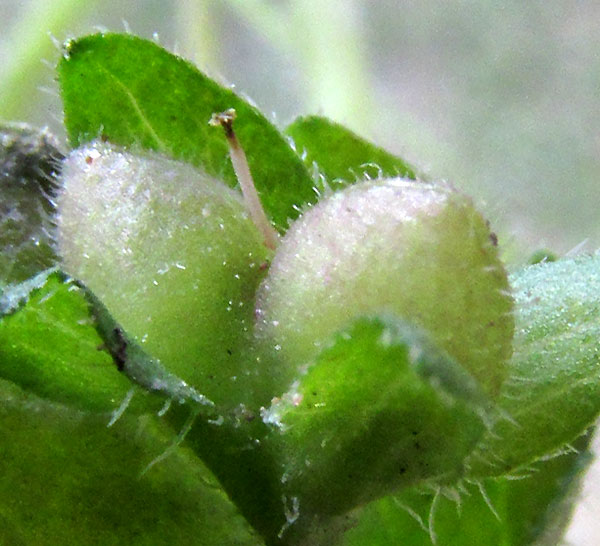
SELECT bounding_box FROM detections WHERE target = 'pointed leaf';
[262,315,489,542]
[285,115,418,189]
[58,33,315,230]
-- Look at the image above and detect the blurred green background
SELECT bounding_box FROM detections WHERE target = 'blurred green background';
[1,0,599,258]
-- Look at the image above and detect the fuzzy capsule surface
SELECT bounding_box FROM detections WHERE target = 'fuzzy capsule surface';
[255,178,514,398]
[57,141,271,408]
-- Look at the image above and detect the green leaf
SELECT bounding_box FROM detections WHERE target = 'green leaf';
[285,115,418,189]
[0,269,155,414]
[467,255,600,477]
[0,378,264,546]
[342,430,590,546]
[58,33,315,230]
[167,402,285,546]
[520,432,595,545]
[0,124,63,286]
[0,271,285,544]
[344,431,592,546]
[0,268,222,421]
[0,271,291,545]
[262,315,489,542]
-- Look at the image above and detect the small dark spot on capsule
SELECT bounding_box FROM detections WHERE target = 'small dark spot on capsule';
[399,466,407,474]
[85,155,93,165]
[226,348,233,356]
[259,261,269,271]
[489,232,498,246]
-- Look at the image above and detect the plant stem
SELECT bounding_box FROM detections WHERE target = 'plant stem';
[175,0,223,72]
[226,0,374,132]
[291,0,373,130]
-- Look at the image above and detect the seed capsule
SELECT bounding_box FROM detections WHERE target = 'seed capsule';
[57,141,271,408]
[255,178,513,398]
